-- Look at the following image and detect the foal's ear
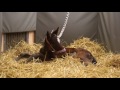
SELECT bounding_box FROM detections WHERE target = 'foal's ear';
[46,31,51,39]
[52,27,59,35]
[44,37,49,46]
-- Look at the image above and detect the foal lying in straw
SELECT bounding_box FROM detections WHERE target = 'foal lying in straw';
[15,27,97,66]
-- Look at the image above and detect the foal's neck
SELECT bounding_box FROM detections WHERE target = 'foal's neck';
[65,48,76,53]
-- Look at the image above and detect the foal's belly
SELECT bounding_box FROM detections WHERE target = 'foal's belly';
[68,52,77,57]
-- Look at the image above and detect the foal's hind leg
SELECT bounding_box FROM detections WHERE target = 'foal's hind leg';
[15,53,31,61]
[26,53,42,63]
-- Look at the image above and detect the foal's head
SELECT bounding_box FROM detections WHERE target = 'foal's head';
[39,27,66,60]
[47,27,64,51]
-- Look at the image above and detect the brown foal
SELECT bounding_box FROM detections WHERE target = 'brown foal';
[16,27,97,66]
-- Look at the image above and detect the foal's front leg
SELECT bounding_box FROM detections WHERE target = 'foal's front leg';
[26,53,45,62]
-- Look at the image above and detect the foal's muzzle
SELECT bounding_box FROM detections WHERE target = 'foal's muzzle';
[92,58,97,64]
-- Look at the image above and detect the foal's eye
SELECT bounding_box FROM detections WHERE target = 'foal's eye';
[86,53,92,59]
[53,34,56,37]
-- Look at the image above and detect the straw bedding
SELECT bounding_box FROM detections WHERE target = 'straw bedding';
[0,37,120,78]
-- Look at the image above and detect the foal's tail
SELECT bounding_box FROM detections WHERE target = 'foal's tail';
[15,53,31,61]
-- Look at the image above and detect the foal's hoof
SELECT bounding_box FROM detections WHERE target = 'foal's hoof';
[15,56,21,61]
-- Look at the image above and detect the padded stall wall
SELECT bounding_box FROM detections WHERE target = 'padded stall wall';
[0,12,2,52]
[98,12,120,53]
[36,12,98,45]
[3,12,36,32]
